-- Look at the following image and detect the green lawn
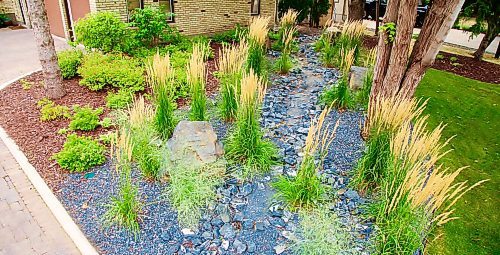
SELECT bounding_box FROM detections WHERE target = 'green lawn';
[415,69,500,255]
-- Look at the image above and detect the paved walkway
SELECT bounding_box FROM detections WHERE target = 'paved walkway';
[0,140,80,255]
[0,27,69,85]
[363,20,499,54]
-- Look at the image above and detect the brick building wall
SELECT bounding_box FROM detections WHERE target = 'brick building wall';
[90,0,277,36]
[88,0,128,21]
[0,0,25,24]
[160,0,277,35]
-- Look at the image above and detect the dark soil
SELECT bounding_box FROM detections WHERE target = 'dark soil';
[432,51,500,84]
[362,35,500,84]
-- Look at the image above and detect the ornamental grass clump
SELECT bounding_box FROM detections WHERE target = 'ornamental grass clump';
[225,70,278,178]
[275,27,295,74]
[146,52,177,139]
[273,9,298,52]
[104,129,142,235]
[293,207,355,255]
[217,41,249,121]
[320,20,365,67]
[363,95,427,138]
[273,107,338,209]
[369,118,488,254]
[320,48,355,110]
[167,161,225,229]
[187,44,207,121]
[247,17,271,77]
[125,96,163,179]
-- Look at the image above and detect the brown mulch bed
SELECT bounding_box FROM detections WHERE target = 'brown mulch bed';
[362,35,500,84]
[0,47,221,190]
[432,51,500,84]
[0,73,108,189]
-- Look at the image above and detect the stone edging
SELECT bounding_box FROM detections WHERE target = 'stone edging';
[0,76,99,255]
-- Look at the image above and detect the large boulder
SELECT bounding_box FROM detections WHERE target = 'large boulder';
[349,66,369,91]
[167,121,224,166]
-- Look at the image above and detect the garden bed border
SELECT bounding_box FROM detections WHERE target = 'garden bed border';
[0,76,98,255]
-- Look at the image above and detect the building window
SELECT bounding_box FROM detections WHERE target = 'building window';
[159,0,174,22]
[251,0,260,15]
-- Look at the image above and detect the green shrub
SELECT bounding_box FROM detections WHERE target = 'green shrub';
[69,105,103,131]
[321,43,338,68]
[293,207,354,255]
[225,72,278,178]
[74,11,129,53]
[450,56,458,62]
[37,98,71,121]
[20,79,34,90]
[78,52,144,91]
[211,24,246,43]
[167,161,225,229]
[100,117,113,128]
[129,7,172,46]
[320,78,353,110]
[106,89,133,109]
[170,51,191,98]
[52,134,105,172]
[57,49,83,79]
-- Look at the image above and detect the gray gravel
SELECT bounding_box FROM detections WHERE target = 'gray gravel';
[57,34,372,255]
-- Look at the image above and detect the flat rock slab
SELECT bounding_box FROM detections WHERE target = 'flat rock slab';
[167,120,224,166]
[349,66,369,91]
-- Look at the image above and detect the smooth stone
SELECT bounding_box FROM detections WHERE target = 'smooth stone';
[233,239,247,254]
[220,223,236,239]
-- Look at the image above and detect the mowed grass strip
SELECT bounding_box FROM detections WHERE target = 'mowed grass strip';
[416,69,499,255]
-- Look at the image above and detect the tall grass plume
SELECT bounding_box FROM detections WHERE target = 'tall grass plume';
[187,44,207,121]
[225,70,277,178]
[273,107,339,208]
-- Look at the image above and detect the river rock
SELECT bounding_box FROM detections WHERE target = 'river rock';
[349,66,369,91]
[167,121,224,166]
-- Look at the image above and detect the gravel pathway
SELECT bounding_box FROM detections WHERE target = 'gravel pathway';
[57,34,372,254]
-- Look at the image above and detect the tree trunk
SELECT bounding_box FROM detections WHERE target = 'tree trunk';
[398,0,464,98]
[26,0,65,99]
[370,0,400,97]
[370,0,465,99]
[473,20,498,60]
[348,0,365,21]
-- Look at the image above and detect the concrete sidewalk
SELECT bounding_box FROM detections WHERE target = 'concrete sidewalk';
[0,27,70,85]
[363,20,499,54]
[0,140,80,255]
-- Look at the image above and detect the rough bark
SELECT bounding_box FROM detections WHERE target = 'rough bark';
[370,0,400,97]
[399,0,464,98]
[381,0,419,97]
[26,0,65,99]
[370,0,465,99]
[348,0,365,21]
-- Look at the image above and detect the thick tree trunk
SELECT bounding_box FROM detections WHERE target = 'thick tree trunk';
[381,0,419,96]
[348,0,365,21]
[398,0,464,98]
[473,21,498,60]
[370,0,465,99]
[370,0,400,97]
[26,0,65,99]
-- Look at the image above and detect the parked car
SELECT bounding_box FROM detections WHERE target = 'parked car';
[364,0,429,27]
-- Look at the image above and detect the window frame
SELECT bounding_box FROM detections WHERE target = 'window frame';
[250,0,260,16]
[159,0,175,23]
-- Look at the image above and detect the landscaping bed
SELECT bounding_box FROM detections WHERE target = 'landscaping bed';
[362,35,500,84]
[0,23,373,253]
